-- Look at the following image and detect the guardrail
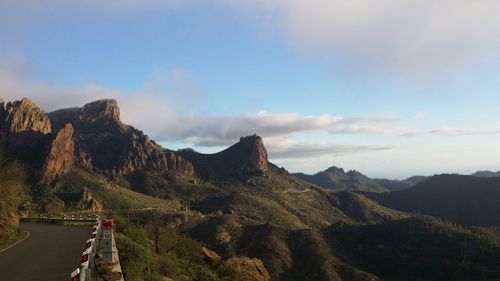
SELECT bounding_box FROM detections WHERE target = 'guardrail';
[70,219,124,281]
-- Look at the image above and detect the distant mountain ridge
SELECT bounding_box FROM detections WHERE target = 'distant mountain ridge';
[471,170,500,177]
[293,166,389,192]
[372,176,428,191]
[366,174,500,226]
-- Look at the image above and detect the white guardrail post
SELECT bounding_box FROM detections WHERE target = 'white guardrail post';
[70,217,101,281]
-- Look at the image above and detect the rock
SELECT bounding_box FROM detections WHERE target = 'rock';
[76,187,103,211]
[238,134,268,176]
[2,98,51,134]
[225,256,271,281]
[39,124,75,184]
[201,247,222,267]
[215,230,231,246]
[0,98,52,152]
[48,99,194,176]
[179,134,269,180]
[80,99,121,124]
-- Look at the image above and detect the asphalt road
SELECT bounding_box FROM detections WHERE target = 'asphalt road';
[0,222,91,281]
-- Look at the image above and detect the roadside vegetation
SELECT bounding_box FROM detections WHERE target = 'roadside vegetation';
[111,214,235,281]
[0,156,27,249]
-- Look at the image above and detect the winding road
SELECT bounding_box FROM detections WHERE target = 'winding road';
[0,222,91,281]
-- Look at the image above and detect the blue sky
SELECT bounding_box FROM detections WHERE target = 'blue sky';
[1,0,500,178]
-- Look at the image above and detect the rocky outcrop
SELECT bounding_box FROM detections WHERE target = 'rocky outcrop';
[179,134,269,180]
[201,247,222,267]
[225,257,271,281]
[81,99,120,122]
[237,135,268,176]
[77,99,125,132]
[2,98,51,134]
[0,98,52,154]
[48,99,194,176]
[39,124,75,184]
[76,187,103,211]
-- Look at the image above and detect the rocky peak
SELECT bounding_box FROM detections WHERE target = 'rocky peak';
[76,187,103,211]
[325,166,345,174]
[179,134,268,180]
[39,124,75,184]
[237,134,268,175]
[80,99,120,123]
[2,98,51,134]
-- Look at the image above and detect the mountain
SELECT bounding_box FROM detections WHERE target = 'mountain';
[325,216,500,281]
[366,174,500,226]
[372,175,428,191]
[179,134,268,180]
[471,170,500,178]
[293,166,388,192]
[48,99,194,176]
[2,97,500,281]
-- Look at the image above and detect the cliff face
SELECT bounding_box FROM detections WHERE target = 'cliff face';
[179,134,269,180]
[39,124,75,184]
[49,99,194,175]
[2,98,51,134]
[237,135,269,176]
[0,98,52,152]
[0,98,273,184]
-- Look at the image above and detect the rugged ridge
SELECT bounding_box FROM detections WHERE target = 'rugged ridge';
[0,97,52,155]
[2,98,51,134]
[179,134,269,180]
[49,99,194,175]
[294,166,388,192]
[39,123,75,184]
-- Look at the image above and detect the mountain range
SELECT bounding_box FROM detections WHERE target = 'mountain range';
[0,97,499,281]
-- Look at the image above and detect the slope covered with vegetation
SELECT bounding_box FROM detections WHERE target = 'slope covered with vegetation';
[325,216,500,281]
[366,174,500,226]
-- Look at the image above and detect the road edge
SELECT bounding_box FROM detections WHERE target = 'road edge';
[0,231,30,254]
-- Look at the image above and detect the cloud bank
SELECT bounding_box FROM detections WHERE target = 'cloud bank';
[228,0,500,80]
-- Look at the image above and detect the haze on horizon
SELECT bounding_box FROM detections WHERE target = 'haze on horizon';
[1,0,500,179]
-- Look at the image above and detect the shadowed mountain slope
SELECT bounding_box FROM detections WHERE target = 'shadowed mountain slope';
[366,174,500,226]
[293,166,388,192]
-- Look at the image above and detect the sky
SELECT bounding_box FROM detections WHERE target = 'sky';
[1,0,500,179]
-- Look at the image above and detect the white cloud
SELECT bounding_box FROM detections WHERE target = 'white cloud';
[266,138,395,159]
[329,125,408,135]
[0,53,397,159]
[403,127,500,137]
[2,1,499,81]
[226,0,500,79]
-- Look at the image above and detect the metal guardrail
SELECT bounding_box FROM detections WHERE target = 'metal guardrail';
[70,219,124,281]
[71,219,101,281]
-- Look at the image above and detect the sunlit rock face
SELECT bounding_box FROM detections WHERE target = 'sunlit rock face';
[39,124,75,184]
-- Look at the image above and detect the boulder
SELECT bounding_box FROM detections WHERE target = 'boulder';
[224,256,271,281]
[76,187,103,211]
[201,247,222,267]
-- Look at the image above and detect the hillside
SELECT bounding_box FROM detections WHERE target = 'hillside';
[325,216,500,281]
[372,175,428,191]
[366,174,500,226]
[2,97,500,281]
[293,166,388,192]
